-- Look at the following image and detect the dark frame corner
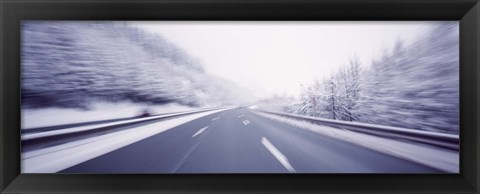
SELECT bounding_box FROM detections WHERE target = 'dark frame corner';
[1,0,479,193]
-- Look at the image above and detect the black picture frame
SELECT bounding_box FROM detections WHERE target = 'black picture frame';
[1,0,479,193]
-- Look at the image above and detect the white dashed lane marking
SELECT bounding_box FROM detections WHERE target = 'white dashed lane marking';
[261,137,296,173]
[192,126,209,137]
[211,117,220,121]
[242,120,250,125]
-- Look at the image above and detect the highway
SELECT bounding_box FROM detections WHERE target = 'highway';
[58,108,442,173]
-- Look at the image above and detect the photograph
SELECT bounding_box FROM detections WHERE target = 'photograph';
[20,21,459,174]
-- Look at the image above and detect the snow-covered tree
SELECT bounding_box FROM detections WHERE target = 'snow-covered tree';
[334,57,362,121]
[356,22,459,133]
[290,22,459,134]
[21,21,250,109]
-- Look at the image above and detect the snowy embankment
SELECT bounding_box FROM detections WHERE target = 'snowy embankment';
[22,107,231,173]
[22,101,199,129]
[249,108,459,173]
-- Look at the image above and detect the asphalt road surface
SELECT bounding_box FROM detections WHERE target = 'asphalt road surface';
[61,108,442,173]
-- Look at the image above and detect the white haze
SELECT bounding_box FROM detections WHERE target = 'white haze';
[132,21,433,98]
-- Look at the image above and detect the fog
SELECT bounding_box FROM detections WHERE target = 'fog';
[133,21,433,98]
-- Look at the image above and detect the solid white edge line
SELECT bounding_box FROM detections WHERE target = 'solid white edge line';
[261,137,296,173]
[192,126,209,137]
[22,108,231,173]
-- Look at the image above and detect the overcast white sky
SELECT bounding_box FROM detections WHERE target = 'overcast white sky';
[130,21,437,99]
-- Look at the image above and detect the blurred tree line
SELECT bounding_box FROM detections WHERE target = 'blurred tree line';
[21,22,249,109]
[288,22,459,134]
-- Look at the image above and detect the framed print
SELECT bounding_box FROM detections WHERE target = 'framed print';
[1,0,479,193]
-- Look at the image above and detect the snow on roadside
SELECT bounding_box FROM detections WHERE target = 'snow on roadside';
[22,101,198,129]
[250,109,459,173]
[22,108,230,173]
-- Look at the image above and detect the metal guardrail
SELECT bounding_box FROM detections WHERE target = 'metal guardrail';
[21,107,226,150]
[255,109,459,151]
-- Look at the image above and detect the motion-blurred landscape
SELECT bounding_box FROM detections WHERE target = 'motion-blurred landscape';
[22,22,253,121]
[264,23,459,134]
[21,21,459,173]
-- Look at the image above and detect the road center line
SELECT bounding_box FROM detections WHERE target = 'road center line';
[242,120,250,125]
[211,117,220,121]
[261,137,296,173]
[192,126,209,137]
